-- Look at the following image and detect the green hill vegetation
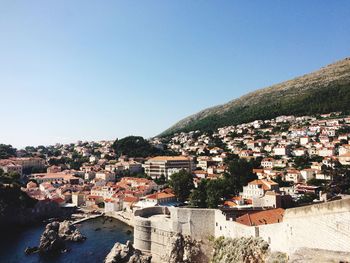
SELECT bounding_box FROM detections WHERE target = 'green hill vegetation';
[161,57,350,136]
[112,136,177,158]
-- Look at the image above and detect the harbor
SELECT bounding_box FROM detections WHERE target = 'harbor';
[0,216,133,263]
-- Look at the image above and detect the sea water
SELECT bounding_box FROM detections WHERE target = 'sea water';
[0,217,133,263]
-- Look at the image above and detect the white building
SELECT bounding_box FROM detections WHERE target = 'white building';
[143,156,194,179]
[95,171,115,182]
[274,145,290,156]
[241,179,279,199]
[261,158,274,169]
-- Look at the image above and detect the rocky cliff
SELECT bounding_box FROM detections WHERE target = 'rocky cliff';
[25,220,86,255]
[104,241,151,263]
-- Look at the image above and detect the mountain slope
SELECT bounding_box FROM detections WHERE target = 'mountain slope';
[161,57,350,136]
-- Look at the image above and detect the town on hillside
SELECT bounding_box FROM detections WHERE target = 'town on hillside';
[1,111,350,228]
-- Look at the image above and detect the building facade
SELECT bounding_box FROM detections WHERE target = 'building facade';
[143,156,194,179]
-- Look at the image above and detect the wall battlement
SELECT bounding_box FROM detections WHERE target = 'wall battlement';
[133,198,350,262]
[284,197,350,218]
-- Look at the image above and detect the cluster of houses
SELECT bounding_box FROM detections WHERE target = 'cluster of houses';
[150,112,350,207]
[0,157,45,175]
[1,112,350,214]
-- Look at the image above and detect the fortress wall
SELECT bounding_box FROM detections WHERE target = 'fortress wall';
[214,210,256,238]
[215,199,350,253]
[134,207,216,262]
[148,221,174,262]
[257,222,288,252]
[284,197,350,219]
[134,206,170,218]
[133,199,350,262]
[283,211,350,252]
[280,199,350,253]
[134,215,174,262]
[133,217,152,252]
[134,207,172,255]
[259,199,350,253]
[169,207,216,240]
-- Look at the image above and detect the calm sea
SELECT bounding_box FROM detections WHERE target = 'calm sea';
[0,217,134,263]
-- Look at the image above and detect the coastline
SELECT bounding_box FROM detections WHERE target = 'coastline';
[0,212,134,263]
[71,213,103,225]
[104,211,134,227]
[70,208,134,227]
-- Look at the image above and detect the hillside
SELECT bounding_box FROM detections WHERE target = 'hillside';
[160,57,350,136]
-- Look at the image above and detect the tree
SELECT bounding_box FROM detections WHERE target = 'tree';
[210,136,227,151]
[293,156,311,169]
[206,180,225,208]
[275,175,291,187]
[0,170,20,184]
[112,136,165,158]
[69,156,88,170]
[0,184,37,220]
[296,193,318,205]
[223,159,257,196]
[169,170,194,202]
[190,179,208,208]
[307,178,325,187]
[0,144,17,159]
[330,167,350,194]
[190,178,229,208]
[223,153,239,165]
[337,125,350,135]
[154,174,166,185]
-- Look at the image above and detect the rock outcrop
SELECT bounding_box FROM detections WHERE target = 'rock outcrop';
[59,220,86,242]
[166,233,203,263]
[38,221,66,254]
[25,220,86,255]
[211,236,270,263]
[104,241,151,263]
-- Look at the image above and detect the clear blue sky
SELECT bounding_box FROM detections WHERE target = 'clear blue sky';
[1,1,349,148]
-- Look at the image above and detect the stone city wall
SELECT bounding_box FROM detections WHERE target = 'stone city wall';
[215,198,350,253]
[134,207,174,262]
[280,198,350,253]
[168,207,216,240]
[134,207,216,262]
[133,198,350,261]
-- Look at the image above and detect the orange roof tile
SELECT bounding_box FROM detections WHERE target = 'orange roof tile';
[148,156,191,161]
[236,208,285,226]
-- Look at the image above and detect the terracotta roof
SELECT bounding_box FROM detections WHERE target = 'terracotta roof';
[33,173,78,180]
[223,201,237,207]
[123,196,139,203]
[146,192,175,200]
[339,153,350,157]
[287,170,300,174]
[148,156,191,161]
[120,177,153,184]
[236,208,285,226]
[248,179,278,191]
[193,170,207,174]
[162,188,174,194]
[0,159,19,166]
